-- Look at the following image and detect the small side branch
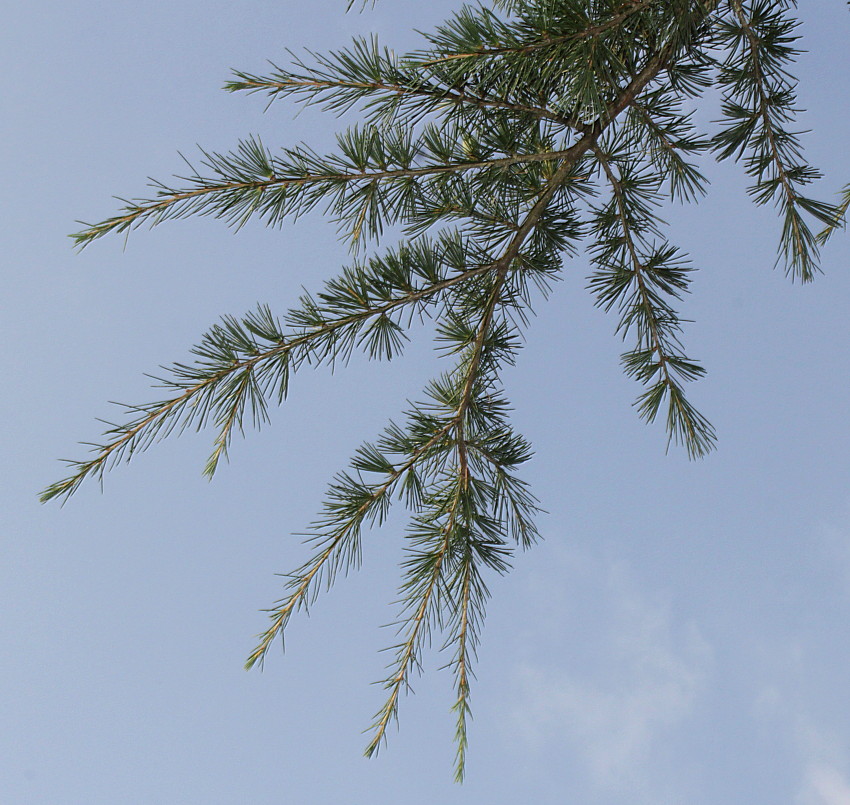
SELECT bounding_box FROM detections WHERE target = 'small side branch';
[591,144,715,457]
[245,421,454,670]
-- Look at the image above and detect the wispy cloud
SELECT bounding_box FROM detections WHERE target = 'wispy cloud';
[512,547,712,798]
[793,723,850,805]
[799,763,850,805]
[754,686,850,805]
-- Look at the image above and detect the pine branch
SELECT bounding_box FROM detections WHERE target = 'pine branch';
[817,183,850,244]
[713,0,841,281]
[414,0,709,127]
[730,0,814,279]
[71,136,594,249]
[448,143,599,497]
[226,39,576,129]
[590,144,715,457]
[359,156,585,764]
[246,221,535,679]
[245,419,455,670]
[450,549,474,783]
[75,2,713,252]
[364,476,465,759]
[416,0,661,67]
[365,32,712,770]
[626,95,709,201]
[40,247,499,503]
[44,0,850,783]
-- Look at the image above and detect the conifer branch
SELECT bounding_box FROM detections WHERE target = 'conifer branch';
[245,419,455,670]
[817,183,850,244]
[44,0,847,782]
[72,140,592,249]
[626,97,709,201]
[365,475,466,757]
[364,152,583,763]
[365,33,712,770]
[417,0,660,67]
[713,0,840,281]
[40,255,498,503]
[452,152,589,480]
[591,144,715,457]
[227,57,576,129]
[730,0,812,278]
[450,549,474,783]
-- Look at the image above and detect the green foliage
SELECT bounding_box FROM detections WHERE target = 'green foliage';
[44,0,847,781]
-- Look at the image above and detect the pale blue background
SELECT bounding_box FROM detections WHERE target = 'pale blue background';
[3,2,850,803]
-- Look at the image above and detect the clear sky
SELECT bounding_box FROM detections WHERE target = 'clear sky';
[3,2,850,803]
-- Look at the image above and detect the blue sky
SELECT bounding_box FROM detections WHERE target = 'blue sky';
[3,2,850,803]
